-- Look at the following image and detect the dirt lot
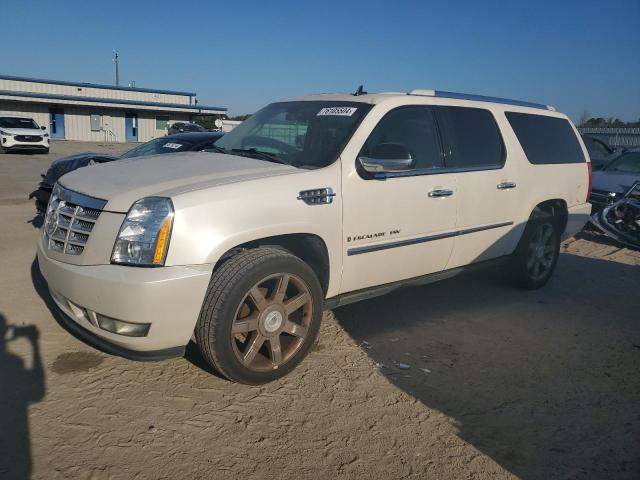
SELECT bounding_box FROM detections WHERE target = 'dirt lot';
[1,141,638,480]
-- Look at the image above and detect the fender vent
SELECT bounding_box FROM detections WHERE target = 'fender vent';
[297,188,335,206]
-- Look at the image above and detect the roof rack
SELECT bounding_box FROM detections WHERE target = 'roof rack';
[407,89,553,111]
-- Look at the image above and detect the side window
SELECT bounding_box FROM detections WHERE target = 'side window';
[436,106,505,169]
[505,112,586,164]
[360,106,442,170]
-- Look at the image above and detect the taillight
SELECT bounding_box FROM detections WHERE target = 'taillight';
[586,161,593,202]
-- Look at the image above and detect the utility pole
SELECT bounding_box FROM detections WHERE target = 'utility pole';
[113,50,120,86]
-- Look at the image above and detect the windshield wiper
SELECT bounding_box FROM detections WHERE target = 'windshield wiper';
[206,145,228,154]
[231,148,288,165]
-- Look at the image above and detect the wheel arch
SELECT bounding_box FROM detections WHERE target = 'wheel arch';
[213,233,331,297]
[530,198,568,235]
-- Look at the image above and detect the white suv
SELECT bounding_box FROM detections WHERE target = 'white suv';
[0,116,50,153]
[37,89,592,383]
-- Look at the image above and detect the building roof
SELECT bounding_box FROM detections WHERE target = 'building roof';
[0,73,197,97]
[0,89,227,113]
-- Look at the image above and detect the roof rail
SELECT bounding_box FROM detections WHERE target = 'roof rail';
[407,89,552,111]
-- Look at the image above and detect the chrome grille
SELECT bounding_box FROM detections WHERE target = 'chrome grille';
[43,185,106,256]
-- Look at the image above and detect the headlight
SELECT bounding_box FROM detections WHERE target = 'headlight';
[0,130,12,136]
[111,197,174,266]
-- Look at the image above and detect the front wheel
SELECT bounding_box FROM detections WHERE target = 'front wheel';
[196,247,323,384]
[507,217,560,289]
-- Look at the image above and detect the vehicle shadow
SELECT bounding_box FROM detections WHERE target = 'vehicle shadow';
[332,253,640,479]
[0,313,46,480]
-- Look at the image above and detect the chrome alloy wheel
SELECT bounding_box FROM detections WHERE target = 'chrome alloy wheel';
[231,273,313,372]
[526,223,556,282]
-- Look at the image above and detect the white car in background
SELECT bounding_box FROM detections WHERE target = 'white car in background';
[0,116,50,154]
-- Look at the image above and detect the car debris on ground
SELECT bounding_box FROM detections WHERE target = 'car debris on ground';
[591,181,640,250]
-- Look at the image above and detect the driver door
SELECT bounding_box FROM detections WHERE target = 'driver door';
[340,105,458,293]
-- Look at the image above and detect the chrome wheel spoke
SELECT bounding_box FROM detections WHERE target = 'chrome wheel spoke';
[249,286,268,311]
[242,332,265,365]
[268,336,283,366]
[282,320,307,338]
[232,314,259,334]
[284,292,310,316]
[273,274,290,303]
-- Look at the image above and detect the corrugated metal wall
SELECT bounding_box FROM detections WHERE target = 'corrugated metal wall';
[0,101,190,143]
[0,78,192,105]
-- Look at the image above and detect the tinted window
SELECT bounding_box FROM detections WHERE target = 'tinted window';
[437,107,504,168]
[506,112,585,164]
[360,106,442,170]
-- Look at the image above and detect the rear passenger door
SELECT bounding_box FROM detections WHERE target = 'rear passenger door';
[436,106,521,268]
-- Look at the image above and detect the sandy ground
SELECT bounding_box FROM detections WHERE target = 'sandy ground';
[0,141,638,480]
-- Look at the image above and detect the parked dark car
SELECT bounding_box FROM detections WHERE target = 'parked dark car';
[581,134,617,170]
[30,131,224,212]
[168,122,208,135]
[589,148,640,211]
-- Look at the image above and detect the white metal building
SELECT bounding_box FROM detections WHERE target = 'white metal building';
[0,74,226,143]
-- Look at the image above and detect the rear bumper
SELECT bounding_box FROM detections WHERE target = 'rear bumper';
[563,202,592,239]
[37,237,213,357]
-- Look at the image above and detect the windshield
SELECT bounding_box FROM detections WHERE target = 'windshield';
[0,117,39,129]
[603,152,640,173]
[120,137,195,159]
[215,101,372,168]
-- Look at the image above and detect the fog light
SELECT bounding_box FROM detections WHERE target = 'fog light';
[96,314,150,337]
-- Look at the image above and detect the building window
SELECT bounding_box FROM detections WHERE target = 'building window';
[156,115,170,131]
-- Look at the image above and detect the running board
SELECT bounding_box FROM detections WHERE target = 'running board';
[323,256,508,310]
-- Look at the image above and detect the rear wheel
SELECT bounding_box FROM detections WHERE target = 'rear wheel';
[507,215,560,289]
[196,247,323,384]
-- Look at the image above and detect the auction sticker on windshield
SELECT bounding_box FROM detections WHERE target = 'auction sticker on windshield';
[317,107,358,116]
[163,143,183,149]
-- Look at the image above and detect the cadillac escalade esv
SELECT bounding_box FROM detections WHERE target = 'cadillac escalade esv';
[38,89,592,384]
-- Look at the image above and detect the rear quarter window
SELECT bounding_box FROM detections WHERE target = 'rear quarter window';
[505,112,585,164]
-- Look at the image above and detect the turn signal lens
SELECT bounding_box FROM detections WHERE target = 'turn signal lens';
[153,217,172,265]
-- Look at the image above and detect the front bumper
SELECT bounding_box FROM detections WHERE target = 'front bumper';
[2,135,49,151]
[563,202,592,239]
[37,238,213,358]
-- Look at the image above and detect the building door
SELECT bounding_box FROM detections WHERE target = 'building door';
[125,112,138,142]
[49,108,65,139]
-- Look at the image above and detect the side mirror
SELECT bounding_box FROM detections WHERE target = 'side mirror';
[358,143,414,173]
[40,126,46,130]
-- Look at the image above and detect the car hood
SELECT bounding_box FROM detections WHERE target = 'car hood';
[592,170,640,194]
[59,151,299,212]
[43,152,120,187]
[1,127,45,135]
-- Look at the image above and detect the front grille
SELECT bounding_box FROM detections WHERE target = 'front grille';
[43,185,105,256]
[15,135,43,142]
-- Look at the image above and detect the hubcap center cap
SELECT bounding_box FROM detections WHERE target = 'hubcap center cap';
[263,310,283,333]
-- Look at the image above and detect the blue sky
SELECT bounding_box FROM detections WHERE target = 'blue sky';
[3,0,639,120]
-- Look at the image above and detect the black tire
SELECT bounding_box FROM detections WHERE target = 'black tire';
[43,148,50,154]
[196,247,323,384]
[507,213,560,289]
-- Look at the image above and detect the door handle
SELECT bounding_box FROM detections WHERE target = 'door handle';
[497,181,516,190]
[428,188,454,198]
